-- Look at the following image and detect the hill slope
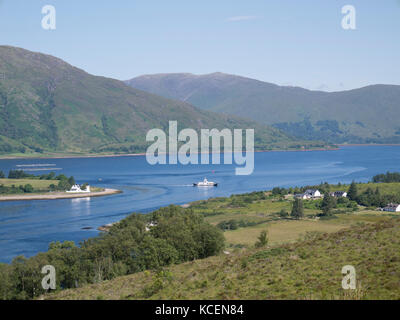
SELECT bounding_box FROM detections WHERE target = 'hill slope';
[0,47,317,156]
[126,73,400,144]
[48,219,400,300]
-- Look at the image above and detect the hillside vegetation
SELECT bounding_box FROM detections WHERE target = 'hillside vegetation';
[127,72,400,144]
[0,206,225,300]
[46,177,400,300]
[0,46,324,157]
[48,218,400,300]
[2,174,399,300]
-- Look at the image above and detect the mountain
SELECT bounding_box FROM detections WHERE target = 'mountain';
[0,47,322,156]
[126,73,400,144]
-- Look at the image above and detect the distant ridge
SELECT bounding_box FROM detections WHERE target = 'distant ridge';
[0,46,325,156]
[126,73,400,144]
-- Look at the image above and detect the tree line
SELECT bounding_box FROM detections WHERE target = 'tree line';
[372,172,400,183]
[0,206,224,300]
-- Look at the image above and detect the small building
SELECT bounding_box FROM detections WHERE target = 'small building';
[330,191,348,198]
[383,203,400,212]
[67,184,90,193]
[295,193,310,200]
[304,189,322,198]
[145,221,157,232]
[295,189,321,200]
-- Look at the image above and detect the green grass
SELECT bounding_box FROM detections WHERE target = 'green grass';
[0,178,104,194]
[0,178,58,189]
[189,184,397,247]
[47,218,400,300]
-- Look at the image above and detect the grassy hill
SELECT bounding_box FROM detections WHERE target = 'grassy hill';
[44,181,400,300]
[0,46,324,157]
[47,218,400,300]
[126,73,400,144]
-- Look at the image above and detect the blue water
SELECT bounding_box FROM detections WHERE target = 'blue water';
[0,146,399,263]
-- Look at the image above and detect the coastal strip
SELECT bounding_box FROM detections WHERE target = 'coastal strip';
[0,188,122,202]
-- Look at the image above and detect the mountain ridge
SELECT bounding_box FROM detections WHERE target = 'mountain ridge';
[126,73,400,144]
[0,46,326,156]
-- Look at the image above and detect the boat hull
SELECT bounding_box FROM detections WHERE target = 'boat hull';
[193,183,218,187]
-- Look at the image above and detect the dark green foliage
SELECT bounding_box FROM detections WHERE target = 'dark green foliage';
[320,193,337,216]
[0,205,224,300]
[272,187,287,196]
[373,172,400,183]
[0,170,5,178]
[217,219,261,231]
[291,198,304,219]
[347,181,358,201]
[278,209,289,218]
[68,176,76,186]
[23,184,33,193]
[356,187,400,208]
[255,230,268,248]
[8,170,35,179]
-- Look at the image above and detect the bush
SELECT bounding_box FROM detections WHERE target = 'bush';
[255,230,268,248]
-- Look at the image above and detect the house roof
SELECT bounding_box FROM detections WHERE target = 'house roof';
[385,203,400,208]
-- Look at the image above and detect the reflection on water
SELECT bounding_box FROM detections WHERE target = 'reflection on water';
[0,146,399,262]
[70,198,91,216]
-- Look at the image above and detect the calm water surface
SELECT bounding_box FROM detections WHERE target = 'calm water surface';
[0,146,399,263]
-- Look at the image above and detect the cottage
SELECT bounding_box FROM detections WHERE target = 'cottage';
[304,189,321,198]
[383,203,400,212]
[295,189,321,200]
[67,184,91,193]
[329,191,348,198]
[295,193,310,200]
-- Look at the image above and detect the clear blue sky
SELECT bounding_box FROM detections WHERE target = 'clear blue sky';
[0,0,399,91]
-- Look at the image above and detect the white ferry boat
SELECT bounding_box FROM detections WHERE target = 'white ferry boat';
[193,178,218,187]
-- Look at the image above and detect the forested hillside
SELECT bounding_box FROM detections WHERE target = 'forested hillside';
[127,73,400,144]
[0,46,323,156]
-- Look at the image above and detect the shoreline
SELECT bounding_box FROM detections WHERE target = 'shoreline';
[0,147,340,160]
[338,143,400,147]
[0,188,122,202]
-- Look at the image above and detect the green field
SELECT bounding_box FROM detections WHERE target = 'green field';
[188,183,398,248]
[0,178,58,189]
[0,178,103,195]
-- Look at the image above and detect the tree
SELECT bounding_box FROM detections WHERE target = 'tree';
[58,179,71,191]
[23,184,34,193]
[321,193,336,216]
[347,181,358,201]
[68,176,76,186]
[278,209,289,218]
[291,198,304,219]
[0,170,5,179]
[255,230,268,248]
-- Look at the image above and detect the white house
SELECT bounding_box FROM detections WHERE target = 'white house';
[330,191,348,198]
[383,203,400,212]
[303,189,321,198]
[295,189,321,200]
[295,193,310,200]
[67,184,91,193]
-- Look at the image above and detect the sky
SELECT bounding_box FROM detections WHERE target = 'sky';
[0,0,399,91]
